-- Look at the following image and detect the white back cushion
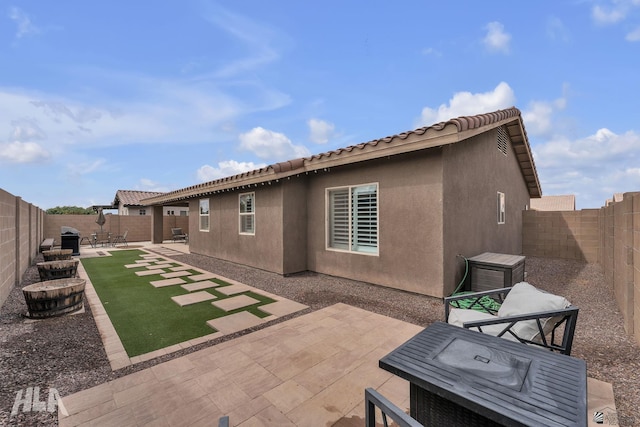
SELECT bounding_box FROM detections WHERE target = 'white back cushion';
[497,282,571,341]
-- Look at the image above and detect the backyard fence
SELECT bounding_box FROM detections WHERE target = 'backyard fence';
[523,191,640,344]
[0,185,638,345]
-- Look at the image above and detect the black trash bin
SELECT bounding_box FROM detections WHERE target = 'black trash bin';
[61,226,80,256]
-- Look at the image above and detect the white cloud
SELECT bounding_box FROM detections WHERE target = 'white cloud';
[199,3,287,79]
[418,82,516,126]
[482,22,511,54]
[522,88,568,137]
[592,4,627,25]
[308,119,335,144]
[9,7,40,39]
[546,16,571,43]
[196,160,267,182]
[533,128,640,207]
[239,127,310,161]
[592,0,640,27]
[626,26,640,41]
[421,47,442,57]
[0,141,50,163]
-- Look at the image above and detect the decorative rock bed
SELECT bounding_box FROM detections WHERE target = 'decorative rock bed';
[42,249,73,262]
[37,260,79,281]
[22,278,86,319]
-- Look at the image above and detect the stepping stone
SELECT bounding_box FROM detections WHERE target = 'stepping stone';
[188,273,217,281]
[161,271,192,279]
[260,300,309,317]
[206,311,266,334]
[171,291,217,306]
[125,263,149,268]
[136,269,165,276]
[181,281,220,292]
[150,278,187,288]
[212,294,261,312]
[169,265,192,272]
[216,283,252,296]
[153,263,174,269]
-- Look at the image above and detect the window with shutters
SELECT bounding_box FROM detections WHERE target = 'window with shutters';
[327,183,378,255]
[239,192,255,235]
[199,199,210,231]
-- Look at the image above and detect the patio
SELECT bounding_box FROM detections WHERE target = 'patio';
[1,242,638,425]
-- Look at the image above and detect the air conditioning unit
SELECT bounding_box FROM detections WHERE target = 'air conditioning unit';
[468,252,526,292]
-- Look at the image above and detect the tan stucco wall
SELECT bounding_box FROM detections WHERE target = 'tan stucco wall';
[306,152,444,296]
[441,129,531,296]
[282,179,308,274]
[189,186,286,274]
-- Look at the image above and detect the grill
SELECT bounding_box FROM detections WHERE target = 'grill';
[60,226,80,256]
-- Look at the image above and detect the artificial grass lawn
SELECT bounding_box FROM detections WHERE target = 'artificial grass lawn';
[81,250,275,357]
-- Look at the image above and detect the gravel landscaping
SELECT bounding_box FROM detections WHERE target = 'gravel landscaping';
[1,251,639,426]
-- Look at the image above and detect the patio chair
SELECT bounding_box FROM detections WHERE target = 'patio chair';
[112,230,128,247]
[365,388,422,427]
[171,227,188,243]
[444,282,579,355]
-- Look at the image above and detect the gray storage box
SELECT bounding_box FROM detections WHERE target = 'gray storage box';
[468,252,525,292]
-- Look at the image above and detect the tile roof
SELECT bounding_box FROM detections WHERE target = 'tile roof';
[530,195,576,211]
[143,107,541,205]
[114,190,166,207]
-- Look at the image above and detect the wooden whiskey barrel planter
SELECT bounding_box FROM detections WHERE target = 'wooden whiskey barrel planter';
[37,260,79,281]
[42,249,73,262]
[23,278,86,319]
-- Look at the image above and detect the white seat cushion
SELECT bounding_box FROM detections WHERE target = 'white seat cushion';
[447,308,517,341]
[497,282,571,342]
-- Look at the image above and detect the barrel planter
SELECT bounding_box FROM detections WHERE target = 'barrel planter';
[37,260,79,281]
[42,249,73,262]
[23,278,86,319]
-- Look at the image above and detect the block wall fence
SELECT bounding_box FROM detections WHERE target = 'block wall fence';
[0,187,189,310]
[1,186,638,345]
[0,189,45,310]
[523,191,640,344]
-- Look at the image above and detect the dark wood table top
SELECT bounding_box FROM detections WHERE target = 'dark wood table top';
[379,322,587,426]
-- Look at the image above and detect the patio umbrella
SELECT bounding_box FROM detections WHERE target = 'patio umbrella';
[95,208,106,231]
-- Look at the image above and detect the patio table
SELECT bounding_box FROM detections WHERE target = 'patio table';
[379,322,587,426]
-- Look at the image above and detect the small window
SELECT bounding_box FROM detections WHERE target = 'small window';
[139,209,146,216]
[497,192,506,224]
[327,183,378,254]
[239,193,255,235]
[199,199,209,231]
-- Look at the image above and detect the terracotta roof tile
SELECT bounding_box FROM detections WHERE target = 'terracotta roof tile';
[115,190,166,207]
[143,107,540,205]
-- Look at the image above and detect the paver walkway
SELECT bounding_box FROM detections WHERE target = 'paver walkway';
[58,304,422,426]
[58,303,618,426]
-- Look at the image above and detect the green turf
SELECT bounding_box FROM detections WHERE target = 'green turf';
[81,250,275,357]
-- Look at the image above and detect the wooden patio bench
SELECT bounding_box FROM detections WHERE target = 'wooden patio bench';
[40,238,55,252]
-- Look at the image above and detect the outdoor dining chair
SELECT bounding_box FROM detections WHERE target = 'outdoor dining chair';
[112,230,128,247]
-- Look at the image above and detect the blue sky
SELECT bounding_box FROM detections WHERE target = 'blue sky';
[1,1,639,210]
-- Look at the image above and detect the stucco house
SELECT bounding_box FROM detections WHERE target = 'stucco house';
[530,195,575,211]
[112,190,189,216]
[143,107,541,298]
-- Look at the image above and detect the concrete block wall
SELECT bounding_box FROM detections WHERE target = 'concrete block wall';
[0,189,43,310]
[522,209,600,262]
[524,193,639,344]
[43,213,189,243]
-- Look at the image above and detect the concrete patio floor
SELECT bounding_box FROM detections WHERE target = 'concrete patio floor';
[59,303,422,426]
[60,242,617,426]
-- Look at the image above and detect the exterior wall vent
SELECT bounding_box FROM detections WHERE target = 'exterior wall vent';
[497,126,508,156]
